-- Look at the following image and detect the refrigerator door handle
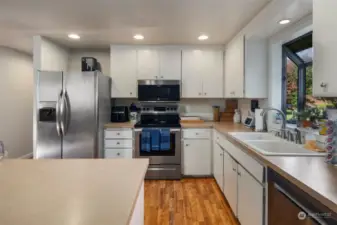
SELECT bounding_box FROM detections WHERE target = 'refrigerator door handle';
[56,90,63,136]
[62,91,71,136]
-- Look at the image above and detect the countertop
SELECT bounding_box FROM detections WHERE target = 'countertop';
[224,133,337,214]
[0,159,149,225]
[105,122,135,128]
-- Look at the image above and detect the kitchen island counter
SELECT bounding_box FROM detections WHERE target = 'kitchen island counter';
[0,159,149,225]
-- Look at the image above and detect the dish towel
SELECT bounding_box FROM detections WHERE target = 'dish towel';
[151,129,160,151]
[141,129,151,152]
[160,129,171,151]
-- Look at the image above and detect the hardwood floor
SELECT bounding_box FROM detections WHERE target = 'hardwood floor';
[144,178,239,225]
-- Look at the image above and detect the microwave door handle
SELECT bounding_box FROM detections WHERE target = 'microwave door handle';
[56,90,63,136]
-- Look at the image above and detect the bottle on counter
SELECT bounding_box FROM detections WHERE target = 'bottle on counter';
[233,109,241,123]
[212,106,220,122]
[129,103,138,124]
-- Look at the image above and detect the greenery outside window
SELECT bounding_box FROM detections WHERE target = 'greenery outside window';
[282,32,334,123]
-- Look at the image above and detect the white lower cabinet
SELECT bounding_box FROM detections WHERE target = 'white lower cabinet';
[223,150,238,216]
[213,143,224,192]
[104,128,134,159]
[237,165,264,225]
[183,139,212,175]
[214,129,264,225]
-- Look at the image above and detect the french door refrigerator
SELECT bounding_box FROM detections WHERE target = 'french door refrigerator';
[34,71,111,159]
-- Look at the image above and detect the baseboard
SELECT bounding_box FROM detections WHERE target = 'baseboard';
[19,152,33,159]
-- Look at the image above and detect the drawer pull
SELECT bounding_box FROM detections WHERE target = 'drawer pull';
[117,142,120,145]
[117,153,120,156]
[117,133,120,136]
[232,168,236,172]
[185,144,189,147]
[195,133,199,135]
[238,172,241,176]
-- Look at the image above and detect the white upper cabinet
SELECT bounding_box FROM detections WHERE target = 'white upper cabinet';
[201,50,223,98]
[182,50,204,97]
[110,46,137,98]
[159,49,182,80]
[182,49,223,98]
[313,0,337,97]
[224,35,267,98]
[137,49,160,80]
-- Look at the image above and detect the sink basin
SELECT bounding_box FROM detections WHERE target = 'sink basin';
[245,141,326,156]
[229,132,282,141]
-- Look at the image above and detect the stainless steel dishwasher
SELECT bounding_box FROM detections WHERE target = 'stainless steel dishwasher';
[268,169,337,225]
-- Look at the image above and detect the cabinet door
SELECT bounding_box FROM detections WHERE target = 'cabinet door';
[201,50,223,98]
[182,50,204,97]
[110,46,137,98]
[313,0,337,96]
[237,165,264,225]
[213,143,224,192]
[224,35,244,98]
[223,151,238,216]
[137,49,160,79]
[183,139,211,175]
[159,49,181,80]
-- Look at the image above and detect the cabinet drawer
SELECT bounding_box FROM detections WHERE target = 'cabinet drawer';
[104,148,133,158]
[183,129,211,139]
[222,138,264,183]
[105,129,133,139]
[105,139,133,148]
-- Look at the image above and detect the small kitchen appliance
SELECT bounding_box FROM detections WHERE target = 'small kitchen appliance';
[111,106,129,122]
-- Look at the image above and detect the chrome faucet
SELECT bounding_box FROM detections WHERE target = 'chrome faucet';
[260,108,287,138]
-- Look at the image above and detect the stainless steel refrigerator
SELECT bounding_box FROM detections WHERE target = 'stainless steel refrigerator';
[34,71,111,159]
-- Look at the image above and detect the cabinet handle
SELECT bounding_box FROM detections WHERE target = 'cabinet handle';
[130,92,132,95]
[195,133,199,135]
[117,142,120,145]
[117,153,120,156]
[161,76,164,78]
[199,93,201,95]
[117,133,120,136]
[232,168,236,172]
[238,172,241,176]
[185,144,189,147]
[204,93,207,96]
[320,82,327,88]
[220,153,223,156]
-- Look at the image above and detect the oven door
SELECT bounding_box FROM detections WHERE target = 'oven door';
[138,80,180,102]
[134,128,181,164]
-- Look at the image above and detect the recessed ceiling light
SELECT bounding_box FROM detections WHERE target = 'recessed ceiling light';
[133,34,144,40]
[198,35,209,41]
[68,33,80,40]
[279,19,291,25]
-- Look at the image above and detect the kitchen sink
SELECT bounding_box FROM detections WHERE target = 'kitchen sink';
[229,132,282,141]
[245,140,326,156]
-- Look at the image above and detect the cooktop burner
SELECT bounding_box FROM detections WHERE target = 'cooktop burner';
[134,123,181,128]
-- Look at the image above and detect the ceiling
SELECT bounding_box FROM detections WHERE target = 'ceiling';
[0,0,272,53]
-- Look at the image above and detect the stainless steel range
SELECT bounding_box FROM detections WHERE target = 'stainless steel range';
[134,104,181,180]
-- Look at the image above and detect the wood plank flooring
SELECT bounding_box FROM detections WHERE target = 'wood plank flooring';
[144,178,239,225]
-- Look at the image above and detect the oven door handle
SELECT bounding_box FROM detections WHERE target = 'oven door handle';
[134,128,180,132]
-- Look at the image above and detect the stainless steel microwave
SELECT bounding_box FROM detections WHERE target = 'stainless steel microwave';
[137,80,180,102]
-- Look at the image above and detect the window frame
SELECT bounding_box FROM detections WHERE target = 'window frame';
[281,32,313,118]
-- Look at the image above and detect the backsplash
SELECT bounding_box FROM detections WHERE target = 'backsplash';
[114,98,225,121]
[115,98,268,121]
[238,99,268,121]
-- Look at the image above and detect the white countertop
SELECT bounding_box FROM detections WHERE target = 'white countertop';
[0,159,149,225]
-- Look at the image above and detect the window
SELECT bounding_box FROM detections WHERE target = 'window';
[282,32,335,123]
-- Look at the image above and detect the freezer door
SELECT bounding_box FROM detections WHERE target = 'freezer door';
[97,74,111,158]
[62,72,97,158]
[35,71,63,159]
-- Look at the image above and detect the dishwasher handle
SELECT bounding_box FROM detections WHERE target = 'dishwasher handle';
[274,183,327,225]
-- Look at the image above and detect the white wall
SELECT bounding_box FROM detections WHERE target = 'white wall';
[0,47,33,158]
[33,36,69,71]
[267,14,312,127]
[68,49,110,75]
